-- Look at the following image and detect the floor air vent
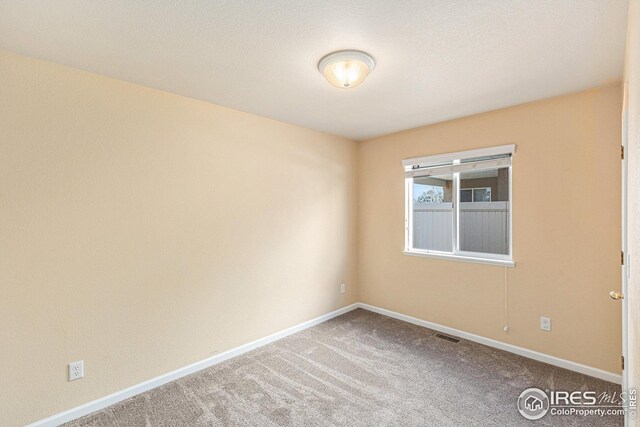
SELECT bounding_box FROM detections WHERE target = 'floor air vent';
[435,333,460,343]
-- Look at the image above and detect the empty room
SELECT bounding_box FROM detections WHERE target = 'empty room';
[2,1,640,426]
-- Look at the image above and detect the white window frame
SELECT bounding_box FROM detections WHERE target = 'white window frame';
[403,144,515,267]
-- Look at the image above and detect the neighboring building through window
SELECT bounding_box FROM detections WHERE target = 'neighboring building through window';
[460,187,491,202]
[403,145,514,266]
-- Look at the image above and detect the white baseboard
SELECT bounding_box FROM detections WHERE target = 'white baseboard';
[29,301,620,426]
[356,303,622,385]
[27,303,360,427]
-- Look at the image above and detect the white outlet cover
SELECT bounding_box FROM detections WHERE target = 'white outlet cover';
[69,360,84,381]
[340,284,346,294]
[540,317,552,332]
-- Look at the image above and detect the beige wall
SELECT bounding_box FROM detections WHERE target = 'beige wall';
[0,50,358,426]
[358,85,622,373]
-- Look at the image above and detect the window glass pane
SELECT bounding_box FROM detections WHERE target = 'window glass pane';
[473,188,491,202]
[460,189,472,202]
[459,167,509,255]
[412,175,453,252]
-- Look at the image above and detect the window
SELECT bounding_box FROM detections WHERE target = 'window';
[460,187,491,202]
[403,145,514,266]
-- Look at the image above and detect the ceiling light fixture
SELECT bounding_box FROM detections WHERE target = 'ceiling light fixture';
[317,50,375,89]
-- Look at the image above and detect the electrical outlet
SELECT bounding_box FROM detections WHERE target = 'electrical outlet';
[540,317,551,332]
[69,360,84,381]
[340,283,346,294]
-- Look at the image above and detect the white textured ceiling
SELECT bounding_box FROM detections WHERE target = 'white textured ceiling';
[0,1,629,140]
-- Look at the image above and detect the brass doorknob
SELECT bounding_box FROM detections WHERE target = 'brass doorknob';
[610,291,624,300]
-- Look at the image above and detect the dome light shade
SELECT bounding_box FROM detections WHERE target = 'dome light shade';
[318,50,375,89]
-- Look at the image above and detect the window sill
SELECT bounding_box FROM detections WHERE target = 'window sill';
[403,250,515,267]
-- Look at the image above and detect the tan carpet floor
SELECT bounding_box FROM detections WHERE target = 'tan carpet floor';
[66,308,622,426]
